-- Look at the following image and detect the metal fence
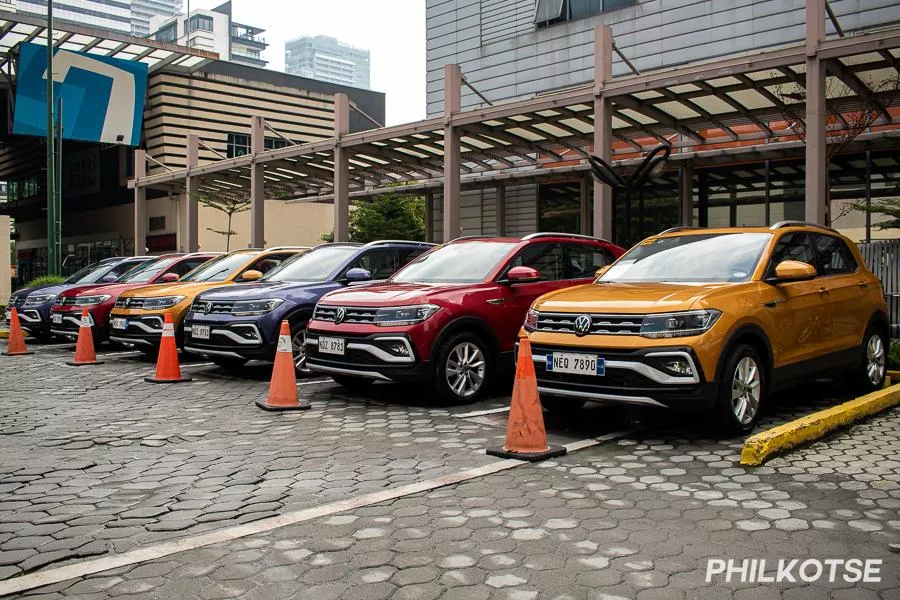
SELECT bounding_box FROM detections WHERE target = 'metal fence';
[859,239,900,339]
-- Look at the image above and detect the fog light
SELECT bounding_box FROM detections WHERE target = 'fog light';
[384,341,410,356]
[659,358,693,376]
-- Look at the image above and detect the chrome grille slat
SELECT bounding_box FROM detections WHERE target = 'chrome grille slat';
[535,311,644,336]
[314,306,378,323]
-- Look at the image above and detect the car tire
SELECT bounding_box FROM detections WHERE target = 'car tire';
[540,396,586,416]
[714,344,764,436]
[212,357,248,370]
[434,332,492,404]
[855,325,887,394]
[290,322,313,376]
[331,375,373,391]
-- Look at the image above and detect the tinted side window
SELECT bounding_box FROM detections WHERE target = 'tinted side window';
[815,235,857,276]
[507,244,565,281]
[249,253,297,275]
[766,233,816,278]
[566,244,611,279]
[173,258,209,276]
[401,247,429,265]
[109,260,146,278]
[350,249,401,280]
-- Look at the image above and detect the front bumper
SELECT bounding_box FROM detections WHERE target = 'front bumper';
[49,311,107,341]
[183,320,272,360]
[7,307,50,333]
[305,330,431,382]
[529,342,717,410]
[108,314,167,347]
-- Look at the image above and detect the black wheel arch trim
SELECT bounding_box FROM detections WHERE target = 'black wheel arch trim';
[715,323,773,387]
[864,309,890,341]
[433,315,501,359]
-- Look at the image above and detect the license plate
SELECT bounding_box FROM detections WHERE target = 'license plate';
[51,313,63,324]
[193,325,210,340]
[546,352,605,376]
[112,318,127,330]
[318,336,345,355]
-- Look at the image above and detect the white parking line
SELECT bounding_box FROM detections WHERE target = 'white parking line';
[298,378,333,386]
[98,350,144,357]
[454,406,510,419]
[0,431,633,596]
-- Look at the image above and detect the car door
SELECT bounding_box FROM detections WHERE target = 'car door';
[494,243,567,348]
[565,242,613,281]
[813,233,866,354]
[344,248,401,282]
[761,232,825,367]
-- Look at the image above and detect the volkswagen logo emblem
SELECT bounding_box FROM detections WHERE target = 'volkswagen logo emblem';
[203,302,212,315]
[334,307,346,324]
[574,314,592,336]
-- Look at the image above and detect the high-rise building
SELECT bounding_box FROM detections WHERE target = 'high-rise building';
[285,35,370,90]
[149,1,267,68]
[12,0,181,37]
[130,0,181,37]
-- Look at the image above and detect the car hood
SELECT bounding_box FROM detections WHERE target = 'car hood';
[119,281,228,299]
[197,281,332,302]
[60,283,139,298]
[318,282,459,307]
[12,283,69,299]
[533,281,736,314]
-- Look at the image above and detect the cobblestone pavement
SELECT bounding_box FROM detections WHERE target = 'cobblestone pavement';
[2,342,898,599]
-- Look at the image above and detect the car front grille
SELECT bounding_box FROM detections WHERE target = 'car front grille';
[115,297,146,309]
[535,311,644,335]
[190,300,236,314]
[314,305,378,324]
[60,297,77,306]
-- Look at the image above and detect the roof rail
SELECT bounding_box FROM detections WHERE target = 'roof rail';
[521,232,613,244]
[265,245,313,252]
[657,226,704,235]
[769,221,837,233]
[363,240,436,247]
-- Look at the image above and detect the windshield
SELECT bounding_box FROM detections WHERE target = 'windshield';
[64,261,115,284]
[120,257,179,283]
[182,253,256,283]
[599,233,772,284]
[263,246,358,282]
[392,242,517,284]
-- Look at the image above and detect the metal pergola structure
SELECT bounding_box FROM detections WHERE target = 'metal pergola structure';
[130,0,900,253]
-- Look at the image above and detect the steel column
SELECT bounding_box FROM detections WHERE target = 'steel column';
[496,182,506,236]
[250,115,266,248]
[425,190,434,242]
[185,133,199,252]
[805,0,827,225]
[579,175,590,235]
[865,149,872,243]
[593,25,614,240]
[443,64,462,242]
[333,93,350,242]
[698,171,709,227]
[680,164,693,226]
[764,159,771,225]
[134,149,147,256]
[46,0,58,275]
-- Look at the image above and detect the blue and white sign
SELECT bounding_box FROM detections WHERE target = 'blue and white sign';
[13,42,148,146]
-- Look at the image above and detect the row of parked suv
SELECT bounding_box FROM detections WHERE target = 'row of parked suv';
[8,223,889,433]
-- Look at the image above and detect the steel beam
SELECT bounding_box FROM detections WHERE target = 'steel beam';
[250,115,266,247]
[185,134,199,252]
[333,93,351,242]
[443,64,462,242]
[134,149,147,255]
[805,0,827,225]
[593,25,614,241]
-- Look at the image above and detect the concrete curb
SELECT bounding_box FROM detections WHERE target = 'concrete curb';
[740,382,900,466]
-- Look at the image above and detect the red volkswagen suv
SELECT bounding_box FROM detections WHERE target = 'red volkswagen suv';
[305,234,625,402]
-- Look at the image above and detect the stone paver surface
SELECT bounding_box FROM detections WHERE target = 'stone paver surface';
[2,342,897,599]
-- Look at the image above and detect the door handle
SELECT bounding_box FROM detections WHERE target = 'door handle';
[818,287,828,295]
[858,281,869,288]
[486,298,505,305]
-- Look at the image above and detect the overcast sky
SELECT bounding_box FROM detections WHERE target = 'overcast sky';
[184,0,426,126]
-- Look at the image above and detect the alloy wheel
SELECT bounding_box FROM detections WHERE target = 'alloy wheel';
[445,341,486,398]
[866,334,885,386]
[292,328,311,373]
[731,356,761,425]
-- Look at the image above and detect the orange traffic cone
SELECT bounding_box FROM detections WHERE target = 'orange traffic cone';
[67,309,104,366]
[3,308,33,356]
[257,320,309,411]
[487,333,566,462]
[144,311,191,383]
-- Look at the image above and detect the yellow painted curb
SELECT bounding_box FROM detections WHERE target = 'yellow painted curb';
[740,383,900,466]
[887,369,900,381]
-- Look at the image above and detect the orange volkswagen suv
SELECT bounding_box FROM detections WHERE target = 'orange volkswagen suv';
[523,222,889,433]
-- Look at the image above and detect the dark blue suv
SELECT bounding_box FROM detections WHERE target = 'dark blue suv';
[6,256,154,340]
[182,241,434,370]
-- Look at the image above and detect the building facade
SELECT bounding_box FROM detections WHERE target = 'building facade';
[130,0,181,37]
[285,35,371,90]
[150,1,267,68]
[425,0,900,242]
[13,0,181,37]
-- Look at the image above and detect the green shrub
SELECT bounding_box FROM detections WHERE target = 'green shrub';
[889,342,900,370]
[23,275,66,289]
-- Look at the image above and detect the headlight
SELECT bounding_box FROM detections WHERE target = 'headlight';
[524,308,538,331]
[141,296,186,310]
[23,294,55,306]
[231,299,284,317]
[374,304,439,327]
[640,309,721,339]
[74,295,111,307]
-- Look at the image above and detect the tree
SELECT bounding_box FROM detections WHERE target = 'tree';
[852,198,900,231]
[775,72,900,223]
[198,193,251,251]
[320,194,426,243]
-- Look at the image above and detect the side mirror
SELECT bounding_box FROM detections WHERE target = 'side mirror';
[241,270,263,282]
[101,274,118,283]
[344,268,372,283]
[507,266,541,284]
[594,265,610,279]
[161,272,180,283]
[769,260,817,284]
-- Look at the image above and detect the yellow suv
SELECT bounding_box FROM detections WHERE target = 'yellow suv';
[109,247,308,353]
[523,222,889,433]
